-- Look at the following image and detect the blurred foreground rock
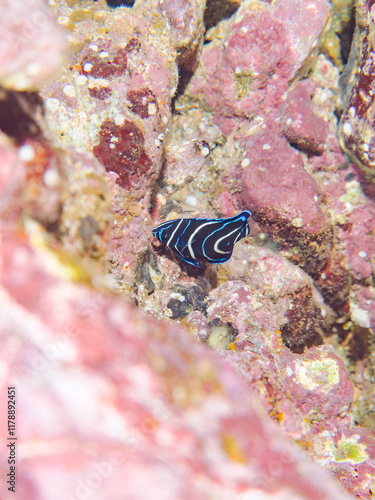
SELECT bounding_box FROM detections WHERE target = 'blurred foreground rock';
[0,229,360,500]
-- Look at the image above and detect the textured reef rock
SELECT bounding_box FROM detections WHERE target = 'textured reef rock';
[148,0,206,74]
[222,344,375,499]
[282,80,329,154]
[221,125,333,277]
[201,244,333,353]
[1,0,375,499]
[183,0,330,129]
[41,0,180,286]
[42,3,177,200]
[172,0,334,280]
[338,0,375,195]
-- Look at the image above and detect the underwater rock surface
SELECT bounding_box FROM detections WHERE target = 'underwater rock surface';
[1,0,375,499]
[339,0,375,194]
[0,228,360,500]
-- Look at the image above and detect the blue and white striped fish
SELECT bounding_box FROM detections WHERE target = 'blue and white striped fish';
[152,210,252,268]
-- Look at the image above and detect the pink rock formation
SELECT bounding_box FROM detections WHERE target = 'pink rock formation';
[0,0,67,90]
[0,228,358,500]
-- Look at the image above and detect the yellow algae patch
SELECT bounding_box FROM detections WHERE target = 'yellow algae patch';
[25,219,92,283]
[294,357,339,393]
[221,434,247,464]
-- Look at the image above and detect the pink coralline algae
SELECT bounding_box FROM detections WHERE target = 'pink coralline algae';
[221,343,375,498]
[2,0,375,499]
[187,10,294,131]
[222,126,332,276]
[0,229,358,500]
[282,80,329,154]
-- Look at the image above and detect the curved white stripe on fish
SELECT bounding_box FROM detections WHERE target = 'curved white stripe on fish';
[167,218,183,248]
[212,226,241,255]
[187,220,219,260]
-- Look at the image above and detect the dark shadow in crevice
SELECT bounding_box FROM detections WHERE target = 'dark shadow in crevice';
[105,0,135,7]
[0,89,43,143]
[338,2,356,66]
[204,0,240,31]
[171,70,195,112]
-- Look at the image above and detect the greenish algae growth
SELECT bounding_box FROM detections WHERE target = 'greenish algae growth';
[310,359,340,386]
[233,71,255,99]
[295,357,339,392]
[333,436,369,464]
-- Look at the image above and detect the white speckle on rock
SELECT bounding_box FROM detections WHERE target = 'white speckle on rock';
[43,169,60,188]
[76,75,87,86]
[83,62,93,72]
[285,366,293,377]
[241,158,250,168]
[201,146,210,157]
[291,217,303,228]
[342,122,352,136]
[350,302,370,328]
[359,251,367,258]
[89,44,98,52]
[170,293,185,302]
[109,143,115,149]
[26,61,41,77]
[262,143,271,150]
[18,144,35,162]
[148,103,157,115]
[99,51,109,58]
[186,196,197,207]
[286,117,292,125]
[62,84,76,97]
[321,273,326,280]
[349,106,356,118]
[114,114,125,126]
[57,16,69,25]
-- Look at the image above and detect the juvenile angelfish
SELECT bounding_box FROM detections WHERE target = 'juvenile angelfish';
[152,210,252,268]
